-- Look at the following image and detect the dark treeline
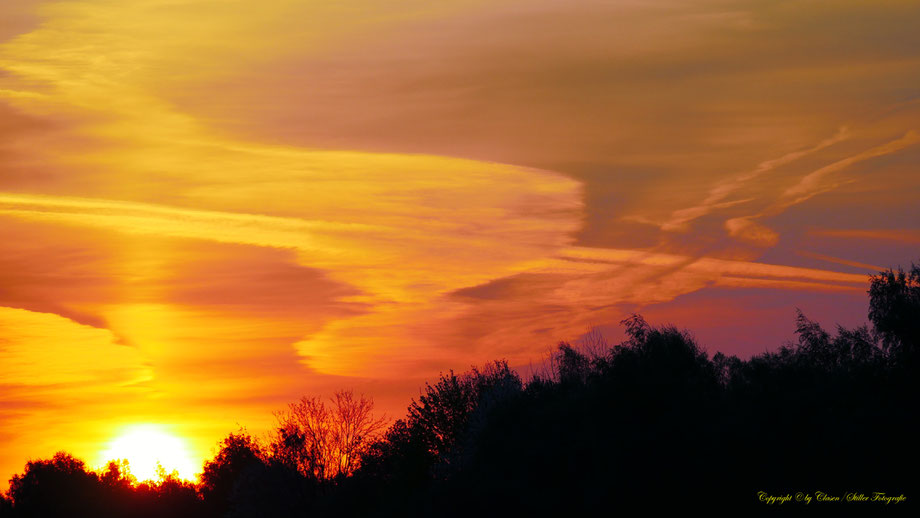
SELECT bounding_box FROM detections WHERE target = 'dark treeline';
[2,263,918,516]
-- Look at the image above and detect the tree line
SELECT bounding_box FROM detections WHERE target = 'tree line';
[1,262,918,516]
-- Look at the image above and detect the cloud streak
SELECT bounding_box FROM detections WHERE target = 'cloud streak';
[725,131,920,246]
[658,127,851,233]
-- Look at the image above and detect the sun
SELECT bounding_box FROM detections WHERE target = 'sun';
[100,424,198,482]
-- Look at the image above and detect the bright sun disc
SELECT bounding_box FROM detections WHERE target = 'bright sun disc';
[101,424,198,482]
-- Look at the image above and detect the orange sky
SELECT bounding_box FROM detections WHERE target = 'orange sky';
[1,0,919,485]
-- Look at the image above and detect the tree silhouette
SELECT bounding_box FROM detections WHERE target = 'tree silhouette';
[406,360,521,474]
[270,390,385,480]
[99,459,135,490]
[0,492,11,516]
[6,452,103,518]
[199,432,264,517]
[605,314,719,402]
[134,472,201,517]
[869,262,920,362]
[556,342,591,384]
[330,390,387,477]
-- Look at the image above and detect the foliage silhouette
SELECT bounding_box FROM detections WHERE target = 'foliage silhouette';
[6,453,102,518]
[3,452,203,518]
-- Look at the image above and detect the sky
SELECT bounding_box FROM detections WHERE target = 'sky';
[1,0,919,485]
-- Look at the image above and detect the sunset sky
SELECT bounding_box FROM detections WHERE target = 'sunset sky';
[1,0,919,484]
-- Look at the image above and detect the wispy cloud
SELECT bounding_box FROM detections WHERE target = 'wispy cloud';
[780,131,920,206]
[795,250,885,272]
[658,127,850,232]
[808,228,920,245]
[725,131,920,246]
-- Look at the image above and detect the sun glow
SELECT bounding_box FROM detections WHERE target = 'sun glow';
[100,425,198,482]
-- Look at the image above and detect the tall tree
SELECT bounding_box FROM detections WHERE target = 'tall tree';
[271,390,385,480]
